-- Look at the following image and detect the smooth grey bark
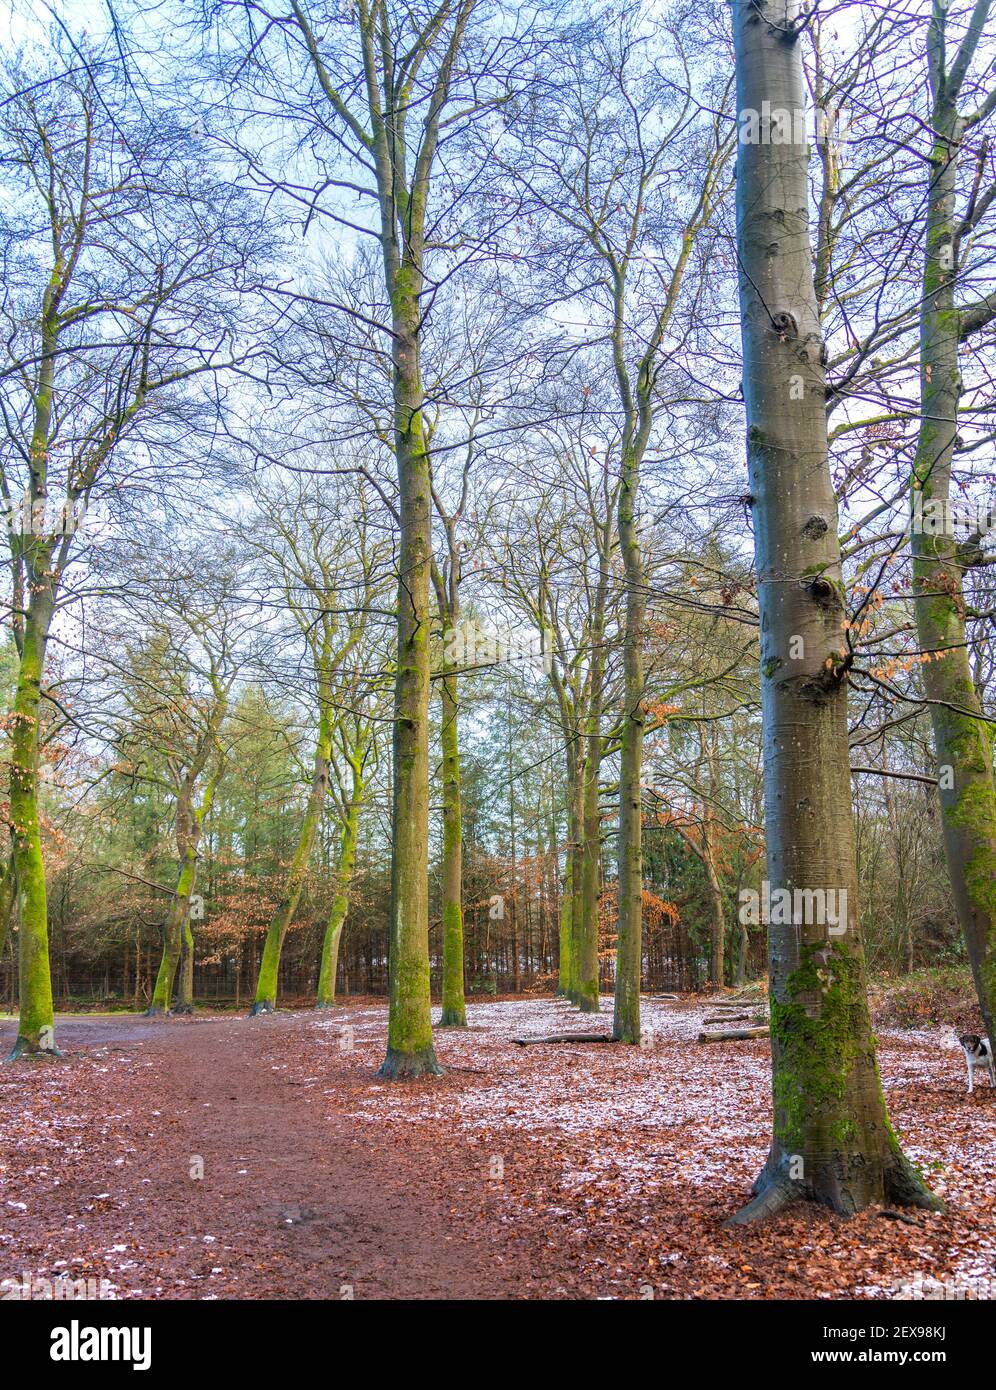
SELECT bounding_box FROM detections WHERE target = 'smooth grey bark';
[729,0,939,1220]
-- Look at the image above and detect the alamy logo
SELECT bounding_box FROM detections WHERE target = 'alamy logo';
[738,103,851,150]
[911,491,994,537]
[1,490,87,537]
[442,620,552,675]
[1,1271,113,1300]
[738,880,849,934]
[50,1320,151,1371]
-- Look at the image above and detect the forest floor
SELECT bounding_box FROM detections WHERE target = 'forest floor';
[0,994,994,1300]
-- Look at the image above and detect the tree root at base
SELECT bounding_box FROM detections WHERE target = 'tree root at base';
[5,1034,65,1062]
[376,1045,444,1080]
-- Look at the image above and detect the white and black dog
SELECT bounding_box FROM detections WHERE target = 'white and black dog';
[959,1034,996,1094]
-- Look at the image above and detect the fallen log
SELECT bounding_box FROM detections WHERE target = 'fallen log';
[701,1013,757,1025]
[511,1032,615,1046]
[697,1026,769,1043]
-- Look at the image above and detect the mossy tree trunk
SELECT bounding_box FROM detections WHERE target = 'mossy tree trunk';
[575,556,610,1015]
[252,694,333,1015]
[438,670,466,1025]
[507,512,613,1009]
[176,915,196,1015]
[6,270,62,1060]
[2,62,255,1056]
[380,270,441,1076]
[147,713,226,1017]
[0,851,15,964]
[567,758,586,1003]
[704,848,725,990]
[576,707,603,1014]
[557,803,575,997]
[316,760,364,1009]
[432,517,468,1028]
[613,440,646,1040]
[910,0,996,1041]
[7,594,58,1058]
[147,845,198,1017]
[729,0,940,1220]
[289,0,475,1079]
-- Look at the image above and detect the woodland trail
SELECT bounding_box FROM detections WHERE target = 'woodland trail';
[1,998,995,1300]
[0,1010,538,1300]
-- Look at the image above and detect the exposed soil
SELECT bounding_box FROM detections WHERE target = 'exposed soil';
[0,996,993,1300]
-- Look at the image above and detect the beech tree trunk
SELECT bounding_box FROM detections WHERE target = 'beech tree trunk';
[438,671,466,1025]
[910,0,996,1041]
[433,543,467,1028]
[729,0,940,1219]
[147,846,198,1017]
[316,762,364,1009]
[557,837,574,996]
[6,287,60,1060]
[576,729,602,1013]
[613,441,646,1041]
[7,594,58,1058]
[558,748,582,998]
[147,740,223,1016]
[0,851,15,965]
[576,590,607,1014]
[176,918,195,1014]
[252,700,332,1015]
[379,264,441,1078]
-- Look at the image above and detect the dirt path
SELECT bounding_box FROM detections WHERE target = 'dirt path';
[0,1011,539,1300]
[2,998,995,1300]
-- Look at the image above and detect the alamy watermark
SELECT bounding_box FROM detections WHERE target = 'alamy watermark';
[738,879,849,934]
[738,103,852,151]
[442,619,552,676]
[892,1274,995,1301]
[2,1270,115,1300]
[911,491,994,538]
[1,490,87,538]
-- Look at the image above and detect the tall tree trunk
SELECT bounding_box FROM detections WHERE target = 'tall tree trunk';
[557,750,580,997]
[576,586,608,1014]
[569,773,585,1003]
[133,925,142,1010]
[910,2,996,1039]
[704,732,725,988]
[507,699,520,995]
[0,850,16,969]
[438,670,466,1026]
[379,265,441,1079]
[176,917,195,1014]
[7,597,59,1058]
[734,919,748,988]
[252,702,332,1015]
[729,0,939,1219]
[147,848,197,1016]
[557,843,574,996]
[316,763,364,1009]
[576,726,602,1013]
[613,441,647,1042]
[704,849,725,989]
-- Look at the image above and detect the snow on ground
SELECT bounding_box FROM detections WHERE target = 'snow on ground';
[325,996,768,1189]
[2,998,993,1299]
[308,993,996,1297]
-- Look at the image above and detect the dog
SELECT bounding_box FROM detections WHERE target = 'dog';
[958,1034,996,1094]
